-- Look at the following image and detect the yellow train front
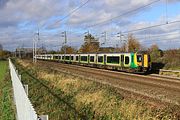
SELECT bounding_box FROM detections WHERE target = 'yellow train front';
[135,52,151,73]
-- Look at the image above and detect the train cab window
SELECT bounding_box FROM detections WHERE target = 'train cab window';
[59,56,61,60]
[81,56,88,61]
[98,56,103,63]
[125,56,129,64]
[62,56,64,60]
[107,56,119,64]
[137,55,142,62]
[90,56,95,62]
[71,56,73,61]
[76,56,79,61]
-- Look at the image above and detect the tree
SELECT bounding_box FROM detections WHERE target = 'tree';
[79,34,100,53]
[148,44,162,62]
[48,50,57,54]
[127,34,141,52]
[60,45,77,54]
[161,49,180,69]
[0,44,4,59]
[0,50,11,60]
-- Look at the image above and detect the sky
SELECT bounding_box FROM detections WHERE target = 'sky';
[0,0,180,51]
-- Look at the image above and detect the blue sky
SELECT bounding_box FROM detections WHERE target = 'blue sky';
[0,0,180,51]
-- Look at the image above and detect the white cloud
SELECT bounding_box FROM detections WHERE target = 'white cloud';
[0,0,179,51]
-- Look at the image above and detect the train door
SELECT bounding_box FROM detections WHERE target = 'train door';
[88,55,90,64]
[143,54,148,68]
[104,55,106,65]
[121,55,124,67]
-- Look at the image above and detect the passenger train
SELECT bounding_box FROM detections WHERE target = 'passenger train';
[36,52,151,73]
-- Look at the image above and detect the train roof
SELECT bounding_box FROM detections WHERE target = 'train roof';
[37,52,148,56]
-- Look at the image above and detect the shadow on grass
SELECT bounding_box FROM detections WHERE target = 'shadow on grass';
[16,64,95,120]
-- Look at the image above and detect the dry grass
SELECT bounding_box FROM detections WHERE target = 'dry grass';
[160,71,180,77]
[16,59,179,120]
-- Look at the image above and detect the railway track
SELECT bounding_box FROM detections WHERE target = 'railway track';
[37,60,180,106]
[149,74,180,81]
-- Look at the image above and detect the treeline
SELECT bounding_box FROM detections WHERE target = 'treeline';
[0,50,11,60]
[49,34,146,54]
[1,33,179,70]
[48,34,179,70]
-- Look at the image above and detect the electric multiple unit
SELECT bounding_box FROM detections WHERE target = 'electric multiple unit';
[36,52,151,73]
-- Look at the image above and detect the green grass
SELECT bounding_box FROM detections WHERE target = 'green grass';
[0,61,15,120]
[0,61,7,79]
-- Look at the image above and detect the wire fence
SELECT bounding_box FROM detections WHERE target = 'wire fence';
[9,59,38,120]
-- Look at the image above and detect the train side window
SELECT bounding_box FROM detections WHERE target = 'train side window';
[65,56,70,60]
[62,56,64,60]
[59,56,61,59]
[98,56,103,63]
[76,56,79,61]
[81,56,88,61]
[107,56,119,64]
[137,55,142,62]
[125,56,129,64]
[90,56,94,62]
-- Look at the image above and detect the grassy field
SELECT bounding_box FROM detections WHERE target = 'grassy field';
[14,59,179,120]
[0,61,15,120]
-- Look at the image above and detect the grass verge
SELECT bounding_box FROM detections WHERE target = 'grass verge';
[0,60,15,120]
[13,59,180,120]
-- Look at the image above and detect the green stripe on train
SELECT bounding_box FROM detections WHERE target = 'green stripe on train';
[130,53,138,69]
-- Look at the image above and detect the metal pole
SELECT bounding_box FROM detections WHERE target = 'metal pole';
[64,31,67,54]
[125,36,128,52]
[33,39,34,62]
[35,40,37,63]
[104,31,107,44]
[18,47,20,58]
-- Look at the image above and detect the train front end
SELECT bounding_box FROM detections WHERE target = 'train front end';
[135,52,151,73]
